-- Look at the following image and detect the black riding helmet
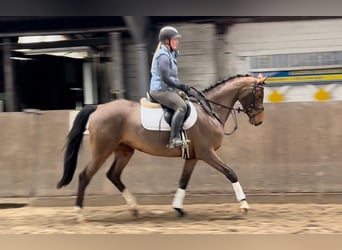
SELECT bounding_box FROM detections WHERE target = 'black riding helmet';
[158,26,182,42]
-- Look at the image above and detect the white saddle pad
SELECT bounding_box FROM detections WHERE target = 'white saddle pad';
[140,98,197,131]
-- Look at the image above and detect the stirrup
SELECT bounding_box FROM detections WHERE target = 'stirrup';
[167,138,184,148]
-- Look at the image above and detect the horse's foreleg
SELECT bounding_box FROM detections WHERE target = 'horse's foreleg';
[172,159,197,217]
[106,144,138,217]
[202,151,250,213]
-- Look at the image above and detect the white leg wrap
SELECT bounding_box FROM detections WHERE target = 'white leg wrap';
[122,189,138,209]
[232,181,246,201]
[74,206,85,222]
[172,188,186,209]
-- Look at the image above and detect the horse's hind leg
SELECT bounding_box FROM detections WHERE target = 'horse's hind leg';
[106,144,138,217]
[172,159,198,217]
[75,151,113,222]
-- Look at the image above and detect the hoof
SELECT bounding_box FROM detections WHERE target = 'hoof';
[239,200,250,214]
[77,217,88,223]
[174,207,186,217]
[241,207,248,214]
[74,206,87,223]
[130,208,140,218]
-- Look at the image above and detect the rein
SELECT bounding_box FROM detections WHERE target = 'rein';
[205,99,244,136]
[188,87,245,136]
[188,78,264,136]
[206,99,246,113]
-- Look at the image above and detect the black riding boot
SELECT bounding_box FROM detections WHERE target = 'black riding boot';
[168,110,185,148]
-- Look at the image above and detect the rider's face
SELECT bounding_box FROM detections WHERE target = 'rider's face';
[170,38,179,50]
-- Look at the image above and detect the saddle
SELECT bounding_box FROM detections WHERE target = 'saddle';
[140,93,197,131]
[140,93,197,159]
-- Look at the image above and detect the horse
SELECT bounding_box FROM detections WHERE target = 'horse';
[57,73,267,221]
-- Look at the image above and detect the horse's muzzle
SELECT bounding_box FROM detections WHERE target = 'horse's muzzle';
[249,111,264,126]
[254,120,263,126]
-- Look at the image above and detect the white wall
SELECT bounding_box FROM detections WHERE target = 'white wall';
[122,18,342,103]
[224,18,342,103]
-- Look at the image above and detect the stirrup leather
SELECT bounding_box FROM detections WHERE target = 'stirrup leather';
[180,131,191,159]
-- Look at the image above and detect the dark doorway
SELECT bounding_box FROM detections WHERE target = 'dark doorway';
[15,54,84,110]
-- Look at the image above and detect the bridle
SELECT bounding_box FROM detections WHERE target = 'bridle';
[188,79,265,135]
[238,80,265,116]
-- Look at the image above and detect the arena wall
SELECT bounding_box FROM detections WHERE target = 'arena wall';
[0,102,341,198]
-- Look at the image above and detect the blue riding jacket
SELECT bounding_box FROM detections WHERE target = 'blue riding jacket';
[150,44,182,91]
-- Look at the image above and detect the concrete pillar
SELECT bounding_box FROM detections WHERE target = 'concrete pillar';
[0,99,3,112]
[2,39,17,111]
[82,60,98,105]
[109,32,125,99]
[132,43,149,101]
[123,16,150,102]
[215,23,228,80]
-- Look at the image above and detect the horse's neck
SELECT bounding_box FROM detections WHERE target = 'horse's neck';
[205,79,244,124]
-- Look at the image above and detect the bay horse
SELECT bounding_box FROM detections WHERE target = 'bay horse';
[57,73,267,221]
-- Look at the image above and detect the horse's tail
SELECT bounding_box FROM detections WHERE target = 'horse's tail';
[56,105,97,189]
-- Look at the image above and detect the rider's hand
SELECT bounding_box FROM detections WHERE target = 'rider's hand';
[179,83,190,93]
[185,87,197,97]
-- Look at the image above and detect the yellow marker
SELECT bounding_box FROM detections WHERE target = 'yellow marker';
[266,74,342,83]
[314,88,330,101]
[268,90,284,103]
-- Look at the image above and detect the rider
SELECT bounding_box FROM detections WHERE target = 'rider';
[149,26,192,148]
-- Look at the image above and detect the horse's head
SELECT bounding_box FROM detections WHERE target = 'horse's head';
[238,74,267,126]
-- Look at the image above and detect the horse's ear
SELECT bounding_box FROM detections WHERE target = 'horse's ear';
[257,73,268,85]
[257,73,266,84]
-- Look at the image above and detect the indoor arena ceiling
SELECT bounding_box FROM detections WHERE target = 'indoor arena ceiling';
[0,16,336,60]
[0,16,334,38]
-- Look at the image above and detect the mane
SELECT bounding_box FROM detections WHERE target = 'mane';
[202,74,252,93]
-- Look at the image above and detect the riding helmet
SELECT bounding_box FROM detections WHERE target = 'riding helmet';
[158,26,182,42]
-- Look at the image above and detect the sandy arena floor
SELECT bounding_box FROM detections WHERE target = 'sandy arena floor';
[0,202,341,234]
